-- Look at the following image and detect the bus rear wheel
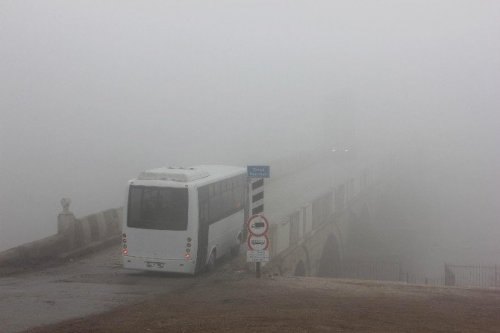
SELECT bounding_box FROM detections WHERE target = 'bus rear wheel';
[230,243,240,257]
[207,250,216,272]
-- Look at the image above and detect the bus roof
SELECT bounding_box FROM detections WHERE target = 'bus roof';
[134,165,245,186]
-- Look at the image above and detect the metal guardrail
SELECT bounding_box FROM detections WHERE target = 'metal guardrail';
[445,264,500,288]
[335,261,500,288]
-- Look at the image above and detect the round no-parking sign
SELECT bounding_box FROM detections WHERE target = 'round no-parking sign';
[246,214,269,236]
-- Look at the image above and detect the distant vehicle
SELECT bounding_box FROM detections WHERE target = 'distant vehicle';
[331,146,357,161]
[122,165,248,275]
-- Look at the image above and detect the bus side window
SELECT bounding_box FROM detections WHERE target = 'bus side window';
[198,186,210,225]
[201,203,209,225]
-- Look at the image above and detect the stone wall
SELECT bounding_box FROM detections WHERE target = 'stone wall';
[265,167,374,276]
[0,199,122,268]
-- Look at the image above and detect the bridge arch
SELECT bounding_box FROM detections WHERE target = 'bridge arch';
[294,260,306,276]
[318,233,342,277]
[288,245,311,276]
[360,203,371,225]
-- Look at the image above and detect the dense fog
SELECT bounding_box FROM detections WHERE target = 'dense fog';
[1,0,499,273]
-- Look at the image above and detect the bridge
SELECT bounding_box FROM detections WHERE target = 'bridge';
[265,169,375,278]
[5,148,487,333]
[2,152,497,333]
[0,150,378,277]
[0,150,386,332]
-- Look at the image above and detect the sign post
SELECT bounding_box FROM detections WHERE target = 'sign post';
[246,214,270,278]
[247,165,270,278]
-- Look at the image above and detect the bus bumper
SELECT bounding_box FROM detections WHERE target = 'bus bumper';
[122,255,196,274]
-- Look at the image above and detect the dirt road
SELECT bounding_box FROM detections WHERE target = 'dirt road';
[0,246,201,333]
[26,268,500,333]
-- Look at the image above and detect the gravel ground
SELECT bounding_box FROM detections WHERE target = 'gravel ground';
[0,246,200,333]
[26,268,500,333]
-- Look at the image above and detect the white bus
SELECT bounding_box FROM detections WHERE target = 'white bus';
[122,165,248,274]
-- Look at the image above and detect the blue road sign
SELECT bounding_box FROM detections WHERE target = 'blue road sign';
[247,165,270,178]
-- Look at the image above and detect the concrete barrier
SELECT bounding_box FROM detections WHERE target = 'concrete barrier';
[73,208,122,250]
[0,198,122,269]
[0,234,66,266]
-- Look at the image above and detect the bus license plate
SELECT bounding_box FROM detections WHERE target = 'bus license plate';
[145,261,165,269]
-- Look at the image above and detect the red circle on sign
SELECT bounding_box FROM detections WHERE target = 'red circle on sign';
[247,234,269,251]
[246,214,269,236]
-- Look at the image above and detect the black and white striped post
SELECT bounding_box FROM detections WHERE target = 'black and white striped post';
[247,165,270,214]
[250,178,265,215]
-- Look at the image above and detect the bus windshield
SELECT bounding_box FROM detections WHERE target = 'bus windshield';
[127,186,188,231]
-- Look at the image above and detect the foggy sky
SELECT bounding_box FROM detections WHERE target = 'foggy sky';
[1,0,499,260]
